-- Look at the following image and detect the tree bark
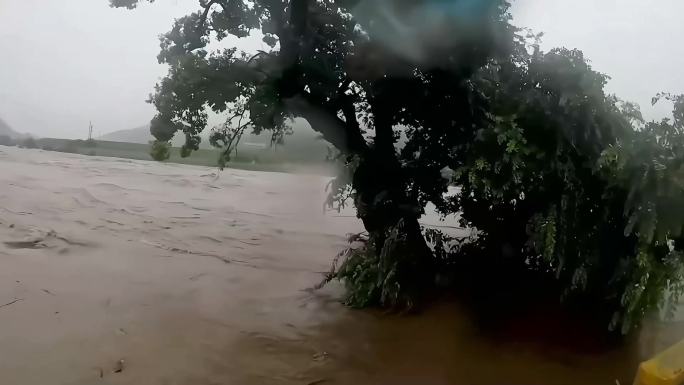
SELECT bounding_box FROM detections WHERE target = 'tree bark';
[349,100,434,306]
[277,0,434,306]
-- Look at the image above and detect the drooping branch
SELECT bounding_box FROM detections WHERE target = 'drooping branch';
[210,100,253,167]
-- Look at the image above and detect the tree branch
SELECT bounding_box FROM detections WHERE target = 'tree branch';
[284,94,366,155]
[274,0,366,156]
[198,0,226,30]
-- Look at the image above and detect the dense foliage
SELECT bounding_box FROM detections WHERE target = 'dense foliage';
[449,43,684,332]
[114,0,684,333]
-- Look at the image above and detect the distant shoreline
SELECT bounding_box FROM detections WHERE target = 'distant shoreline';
[4,138,336,176]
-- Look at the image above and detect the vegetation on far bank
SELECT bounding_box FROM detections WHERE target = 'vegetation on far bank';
[0,137,335,175]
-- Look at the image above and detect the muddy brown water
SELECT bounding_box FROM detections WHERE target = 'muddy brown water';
[0,145,682,385]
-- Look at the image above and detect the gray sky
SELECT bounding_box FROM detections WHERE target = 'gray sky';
[513,0,684,122]
[0,0,682,138]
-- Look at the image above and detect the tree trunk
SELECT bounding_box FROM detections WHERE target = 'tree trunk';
[351,143,435,308]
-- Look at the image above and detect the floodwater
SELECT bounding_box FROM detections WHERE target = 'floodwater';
[0,145,682,385]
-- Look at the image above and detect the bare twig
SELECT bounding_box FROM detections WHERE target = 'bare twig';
[0,298,23,309]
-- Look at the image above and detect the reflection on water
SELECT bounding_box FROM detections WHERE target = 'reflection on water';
[232,290,684,385]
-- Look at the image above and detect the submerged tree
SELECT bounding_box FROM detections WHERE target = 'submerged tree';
[112,0,515,308]
[149,140,171,161]
[114,0,684,332]
[450,42,684,332]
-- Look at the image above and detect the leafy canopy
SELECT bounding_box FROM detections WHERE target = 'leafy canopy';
[113,0,684,333]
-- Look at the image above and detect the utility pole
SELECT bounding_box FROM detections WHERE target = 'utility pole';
[88,121,93,140]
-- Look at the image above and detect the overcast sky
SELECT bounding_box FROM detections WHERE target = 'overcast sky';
[0,0,682,138]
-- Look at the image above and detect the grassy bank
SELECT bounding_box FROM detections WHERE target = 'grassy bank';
[33,138,335,175]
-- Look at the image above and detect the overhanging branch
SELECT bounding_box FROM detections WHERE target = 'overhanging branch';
[284,94,367,155]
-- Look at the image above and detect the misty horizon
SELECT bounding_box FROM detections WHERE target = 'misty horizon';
[1,0,683,139]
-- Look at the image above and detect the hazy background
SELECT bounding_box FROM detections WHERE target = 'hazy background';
[0,0,682,138]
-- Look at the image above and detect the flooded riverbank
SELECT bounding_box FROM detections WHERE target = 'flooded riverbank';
[0,146,680,385]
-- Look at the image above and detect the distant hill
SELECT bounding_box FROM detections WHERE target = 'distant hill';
[99,125,191,147]
[0,117,26,139]
[99,125,153,144]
